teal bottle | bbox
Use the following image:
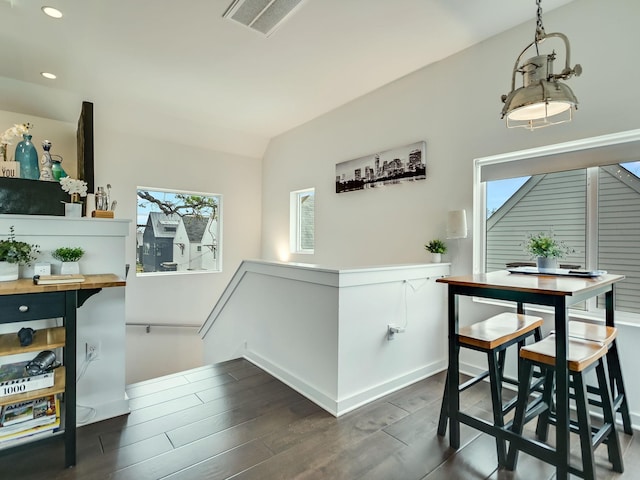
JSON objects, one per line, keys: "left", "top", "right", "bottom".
{"left": 51, "top": 160, "right": 68, "bottom": 181}
{"left": 15, "top": 134, "right": 40, "bottom": 180}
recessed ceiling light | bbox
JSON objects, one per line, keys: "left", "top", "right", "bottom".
{"left": 41, "top": 72, "right": 57, "bottom": 80}
{"left": 42, "top": 6, "right": 63, "bottom": 19}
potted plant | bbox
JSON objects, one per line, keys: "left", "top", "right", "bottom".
{"left": 523, "top": 231, "right": 573, "bottom": 272}
{"left": 425, "top": 239, "right": 447, "bottom": 263}
{"left": 0, "top": 226, "right": 39, "bottom": 281}
{"left": 52, "top": 247, "right": 85, "bottom": 275}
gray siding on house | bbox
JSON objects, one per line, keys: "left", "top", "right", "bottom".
{"left": 598, "top": 166, "right": 640, "bottom": 313}
{"left": 486, "top": 170, "right": 587, "bottom": 272}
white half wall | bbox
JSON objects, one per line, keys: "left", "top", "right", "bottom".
{"left": 201, "top": 260, "right": 450, "bottom": 416}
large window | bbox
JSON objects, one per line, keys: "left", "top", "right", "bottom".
{"left": 290, "top": 188, "right": 315, "bottom": 254}
{"left": 474, "top": 130, "right": 640, "bottom": 320}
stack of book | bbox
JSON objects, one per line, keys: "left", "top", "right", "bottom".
{"left": 0, "top": 395, "right": 60, "bottom": 446}
{"left": 0, "top": 360, "right": 55, "bottom": 398}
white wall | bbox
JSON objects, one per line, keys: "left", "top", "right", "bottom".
{"left": 261, "top": 0, "right": 640, "bottom": 272}
{"left": 95, "top": 123, "right": 263, "bottom": 383}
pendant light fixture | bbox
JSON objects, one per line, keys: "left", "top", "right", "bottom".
{"left": 500, "top": 0, "right": 582, "bottom": 130}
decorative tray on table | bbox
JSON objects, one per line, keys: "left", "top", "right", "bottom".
{"left": 507, "top": 266, "right": 608, "bottom": 277}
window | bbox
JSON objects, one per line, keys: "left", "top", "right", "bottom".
{"left": 137, "top": 187, "right": 222, "bottom": 275}
{"left": 290, "top": 188, "right": 315, "bottom": 254}
{"left": 474, "top": 130, "right": 640, "bottom": 321}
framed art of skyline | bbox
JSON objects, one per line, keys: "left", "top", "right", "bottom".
{"left": 335, "top": 141, "right": 426, "bottom": 193}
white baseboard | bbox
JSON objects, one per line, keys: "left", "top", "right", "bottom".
{"left": 244, "top": 350, "right": 447, "bottom": 417}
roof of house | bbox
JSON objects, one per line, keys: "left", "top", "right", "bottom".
{"left": 147, "top": 212, "right": 181, "bottom": 239}
{"left": 182, "top": 216, "right": 209, "bottom": 243}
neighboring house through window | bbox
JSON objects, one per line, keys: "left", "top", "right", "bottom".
{"left": 474, "top": 131, "right": 640, "bottom": 321}
{"left": 290, "top": 188, "right": 315, "bottom": 254}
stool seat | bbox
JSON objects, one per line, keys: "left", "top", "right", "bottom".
{"left": 520, "top": 334, "right": 608, "bottom": 372}
{"left": 550, "top": 321, "right": 617, "bottom": 346}
{"left": 458, "top": 312, "right": 544, "bottom": 350}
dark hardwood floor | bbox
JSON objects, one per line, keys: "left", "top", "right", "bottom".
{"left": 2, "top": 359, "right": 638, "bottom": 479}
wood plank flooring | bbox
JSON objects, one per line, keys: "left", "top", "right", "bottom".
{"left": 2, "top": 358, "right": 638, "bottom": 479}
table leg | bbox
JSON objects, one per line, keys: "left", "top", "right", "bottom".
{"left": 555, "top": 300, "right": 569, "bottom": 480}
{"left": 447, "top": 288, "right": 460, "bottom": 448}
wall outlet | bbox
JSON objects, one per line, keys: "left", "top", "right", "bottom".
{"left": 86, "top": 340, "right": 101, "bottom": 360}
{"left": 387, "top": 324, "right": 406, "bottom": 341}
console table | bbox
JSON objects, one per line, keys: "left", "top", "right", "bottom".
{"left": 0, "top": 274, "right": 125, "bottom": 467}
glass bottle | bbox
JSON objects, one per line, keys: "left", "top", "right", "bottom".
{"left": 51, "top": 159, "right": 68, "bottom": 181}
{"left": 15, "top": 134, "right": 39, "bottom": 180}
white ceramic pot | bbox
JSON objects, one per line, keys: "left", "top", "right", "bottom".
{"left": 64, "top": 203, "right": 82, "bottom": 217}
{"left": 0, "top": 261, "right": 19, "bottom": 281}
{"left": 60, "top": 261, "right": 80, "bottom": 275}
{"left": 431, "top": 252, "right": 442, "bottom": 263}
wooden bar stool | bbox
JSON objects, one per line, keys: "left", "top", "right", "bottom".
{"left": 506, "top": 334, "right": 624, "bottom": 480}
{"left": 437, "top": 312, "right": 543, "bottom": 465}
{"left": 567, "top": 321, "right": 633, "bottom": 435}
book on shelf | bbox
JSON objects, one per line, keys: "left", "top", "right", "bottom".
{"left": 33, "top": 274, "right": 86, "bottom": 285}
{"left": 0, "top": 395, "right": 57, "bottom": 434}
{"left": 0, "top": 361, "right": 55, "bottom": 398}
{"left": 0, "top": 397, "right": 60, "bottom": 446}
{"left": 1, "top": 395, "right": 57, "bottom": 427}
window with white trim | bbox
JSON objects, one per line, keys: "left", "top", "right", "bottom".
{"left": 474, "top": 131, "right": 640, "bottom": 320}
{"left": 290, "top": 188, "right": 315, "bottom": 254}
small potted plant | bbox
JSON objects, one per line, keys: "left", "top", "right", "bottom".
{"left": 0, "top": 226, "right": 39, "bottom": 281}
{"left": 52, "top": 247, "right": 85, "bottom": 275}
{"left": 523, "top": 231, "right": 573, "bottom": 272}
{"left": 425, "top": 239, "right": 447, "bottom": 263}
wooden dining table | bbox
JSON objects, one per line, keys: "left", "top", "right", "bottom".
{"left": 436, "top": 270, "right": 625, "bottom": 480}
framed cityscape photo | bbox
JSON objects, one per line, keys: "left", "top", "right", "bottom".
{"left": 335, "top": 141, "right": 426, "bottom": 193}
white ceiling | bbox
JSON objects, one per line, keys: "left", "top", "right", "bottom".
{"left": 0, "top": 0, "right": 574, "bottom": 157}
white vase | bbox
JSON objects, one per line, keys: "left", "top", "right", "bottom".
{"left": 0, "top": 261, "right": 19, "bottom": 281}
{"left": 60, "top": 261, "right": 80, "bottom": 275}
{"left": 431, "top": 252, "right": 442, "bottom": 263}
{"left": 64, "top": 203, "right": 82, "bottom": 217}
{"left": 536, "top": 256, "right": 558, "bottom": 273}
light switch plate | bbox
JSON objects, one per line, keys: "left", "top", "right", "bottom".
{"left": 34, "top": 263, "right": 51, "bottom": 276}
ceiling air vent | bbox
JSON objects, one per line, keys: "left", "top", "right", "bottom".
{"left": 223, "top": 0, "right": 307, "bottom": 36}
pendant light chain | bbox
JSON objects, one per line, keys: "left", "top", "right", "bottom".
{"left": 534, "top": 0, "right": 545, "bottom": 55}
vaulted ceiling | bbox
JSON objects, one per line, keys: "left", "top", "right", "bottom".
{"left": 0, "top": 0, "right": 574, "bottom": 157}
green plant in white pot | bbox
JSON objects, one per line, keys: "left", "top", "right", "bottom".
{"left": 0, "top": 226, "right": 39, "bottom": 281}
{"left": 52, "top": 247, "right": 85, "bottom": 275}
{"left": 523, "top": 231, "right": 573, "bottom": 272}
{"left": 425, "top": 239, "right": 447, "bottom": 263}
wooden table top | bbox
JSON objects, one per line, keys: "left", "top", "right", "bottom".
{"left": 0, "top": 274, "right": 125, "bottom": 296}
{"left": 436, "top": 270, "right": 625, "bottom": 297}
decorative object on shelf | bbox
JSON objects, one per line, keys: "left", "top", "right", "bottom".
{"left": 52, "top": 247, "right": 84, "bottom": 275}
{"left": 15, "top": 134, "right": 39, "bottom": 180}
{"left": 95, "top": 186, "right": 108, "bottom": 211}
{"left": 523, "top": 231, "right": 574, "bottom": 273}
{"left": 84, "top": 193, "right": 95, "bottom": 217}
{"left": 500, "top": 0, "right": 582, "bottom": 130}
{"left": 0, "top": 226, "right": 40, "bottom": 281}
{"left": 59, "top": 177, "right": 88, "bottom": 217}
{"left": 425, "top": 239, "right": 447, "bottom": 263}
{"left": 1, "top": 123, "right": 31, "bottom": 179}
{"left": 38, "top": 140, "right": 54, "bottom": 181}
{"left": 0, "top": 123, "right": 30, "bottom": 162}
{"left": 51, "top": 158, "right": 67, "bottom": 181}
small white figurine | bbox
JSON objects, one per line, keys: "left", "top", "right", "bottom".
{"left": 39, "top": 140, "right": 54, "bottom": 181}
